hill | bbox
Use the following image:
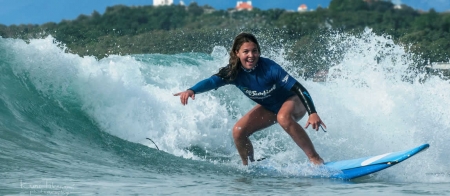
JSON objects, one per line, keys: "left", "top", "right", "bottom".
{"left": 1, "top": 0, "right": 449, "bottom": 76}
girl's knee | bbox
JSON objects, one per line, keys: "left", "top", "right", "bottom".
{"left": 277, "top": 114, "right": 293, "bottom": 127}
{"left": 232, "top": 125, "right": 250, "bottom": 140}
{"left": 232, "top": 125, "right": 243, "bottom": 139}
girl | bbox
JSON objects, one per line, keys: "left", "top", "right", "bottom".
{"left": 174, "top": 32, "right": 326, "bottom": 165}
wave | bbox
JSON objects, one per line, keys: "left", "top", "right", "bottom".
{"left": 1, "top": 32, "right": 449, "bottom": 183}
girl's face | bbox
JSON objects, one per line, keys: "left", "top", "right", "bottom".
{"left": 236, "top": 42, "right": 260, "bottom": 70}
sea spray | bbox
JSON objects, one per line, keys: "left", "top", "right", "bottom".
{"left": 1, "top": 31, "right": 449, "bottom": 183}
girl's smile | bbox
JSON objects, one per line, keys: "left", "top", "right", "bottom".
{"left": 236, "top": 42, "right": 260, "bottom": 70}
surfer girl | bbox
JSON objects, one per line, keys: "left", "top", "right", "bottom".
{"left": 174, "top": 32, "right": 326, "bottom": 166}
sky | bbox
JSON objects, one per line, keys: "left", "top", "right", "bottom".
{"left": 1, "top": 0, "right": 450, "bottom": 26}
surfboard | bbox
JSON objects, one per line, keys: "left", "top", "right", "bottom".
{"left": 250, "top": 143, "right": 429, "bottom": 180}
{"left": 324, "top": 143, "right": 430, "bottom": 180}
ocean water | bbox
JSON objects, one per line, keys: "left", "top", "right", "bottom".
{"left": 1, "top": 31, "right": 449, "bottom": 196}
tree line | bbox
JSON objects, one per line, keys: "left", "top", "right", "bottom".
{"left": 1, "top": 0, "right": 449, "bottom": 75}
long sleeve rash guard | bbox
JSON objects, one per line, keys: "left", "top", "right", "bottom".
{"left": 188, "top": 57, "right": 317, "bottom": 114}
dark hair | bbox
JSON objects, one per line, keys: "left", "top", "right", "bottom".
{"left": 216, "top": 32, "right": 261, "bottom": 81}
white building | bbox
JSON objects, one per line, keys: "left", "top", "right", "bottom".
{"left": 425, "top": 62, "right": 450, "bottom": 70}
{"left": 153, "top": 0, "right": 173, "bottom": 6}
{"left": 236, "top": 1, "right": 253, "bottom": 11}
{"left": 393, "top": 0, "right": 402, "bottom": 9}
{"left": 298, "top": 4, "right": 308, "bottom": 12}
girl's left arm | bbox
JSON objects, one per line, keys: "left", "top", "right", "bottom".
{"left": 290, "top": 82, "right": 326, "bottom": 131}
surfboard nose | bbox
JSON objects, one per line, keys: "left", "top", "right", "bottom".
{"left": 325, "top": 143, "right": 430, "bottom": 180}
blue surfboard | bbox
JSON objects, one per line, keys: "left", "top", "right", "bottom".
{"left": 324, "top": 143, "right": 430, "bottom": 180}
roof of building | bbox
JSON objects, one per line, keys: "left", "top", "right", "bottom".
{"left": 298, "top": 4, "right": 308, "bottom": 11}
{"left": 236, "top": 1, "right": 253, "bottom": 10}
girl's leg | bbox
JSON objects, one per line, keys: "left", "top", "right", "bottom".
{"left": 277, "top": 96, "right": 323, "bottom": 164}
{"left": 233, "top": 104, "right": 277, "bottom": 165}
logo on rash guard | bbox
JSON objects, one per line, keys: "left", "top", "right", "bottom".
{"left": 282, "top": 74, "right": 289, "bottom": 83}
{"left": 242, "top": 84, "right": 276, "bottom": 99}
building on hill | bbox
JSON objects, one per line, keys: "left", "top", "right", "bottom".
{"left": 153, "top": 0, "right": 173, "bottom": 6}
{"left": 365, "top": 0, "right": 404, "bottom": 10}
{"left": 425, "top": 62, "right": 450, "bottom": 77}
{"left": 298, "top": 4, "right": 308, "bottom": 12}
{"left": 425, "top": 62, "right": 450, "bottom": 70}
{"left": 394, "top": 4, "right": 402, "bottom": 9}
{"left": 236, "top": 1, "right": 253, "bottom": 11}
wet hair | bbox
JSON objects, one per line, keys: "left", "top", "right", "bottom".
{"left": 215, "top": 32, "right": 261, "bottom": 82}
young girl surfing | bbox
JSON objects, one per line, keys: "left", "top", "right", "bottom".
{"left": 174, "top": 32, "right": 326, "bottom": 165}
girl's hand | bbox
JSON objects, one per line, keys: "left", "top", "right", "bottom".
{"left": 305, "top": 113, "right": 326, "bottom": 131}
{"left": 173, "top": 90, "right": 195, "bottom": 105}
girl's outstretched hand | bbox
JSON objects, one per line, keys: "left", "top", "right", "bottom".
{"left": 173, "top": 90, "right": 195, "bottom": 105}
{"left": 305, "top": 113, "right": 326, "bottom": 131}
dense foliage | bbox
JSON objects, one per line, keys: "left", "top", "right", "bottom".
{"left": 1, "top": 0, "right": 449, "bottom": 74}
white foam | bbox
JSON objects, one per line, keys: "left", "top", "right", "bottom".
{"left": 5, "top": 33, "right": 450, "bottom": 182}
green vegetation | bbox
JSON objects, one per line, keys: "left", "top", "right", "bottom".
{"left": 1, "top": 0, "right": 449, "bottom": 75}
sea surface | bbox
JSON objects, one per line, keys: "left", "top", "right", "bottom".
{"left": 1, "top": 31, "right": 449, "bottom": 195}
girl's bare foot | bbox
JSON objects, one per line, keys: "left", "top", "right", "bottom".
{"left": 310, "top": 156, "right": 324, "bottom": 165}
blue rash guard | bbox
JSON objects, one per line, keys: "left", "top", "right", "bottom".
{"left": 189, "top": 57, "right": 300, "bottom": 114}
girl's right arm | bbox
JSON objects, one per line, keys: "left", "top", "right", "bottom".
{"left": 173, "top": 75, "right": 225, "bottom": 105}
